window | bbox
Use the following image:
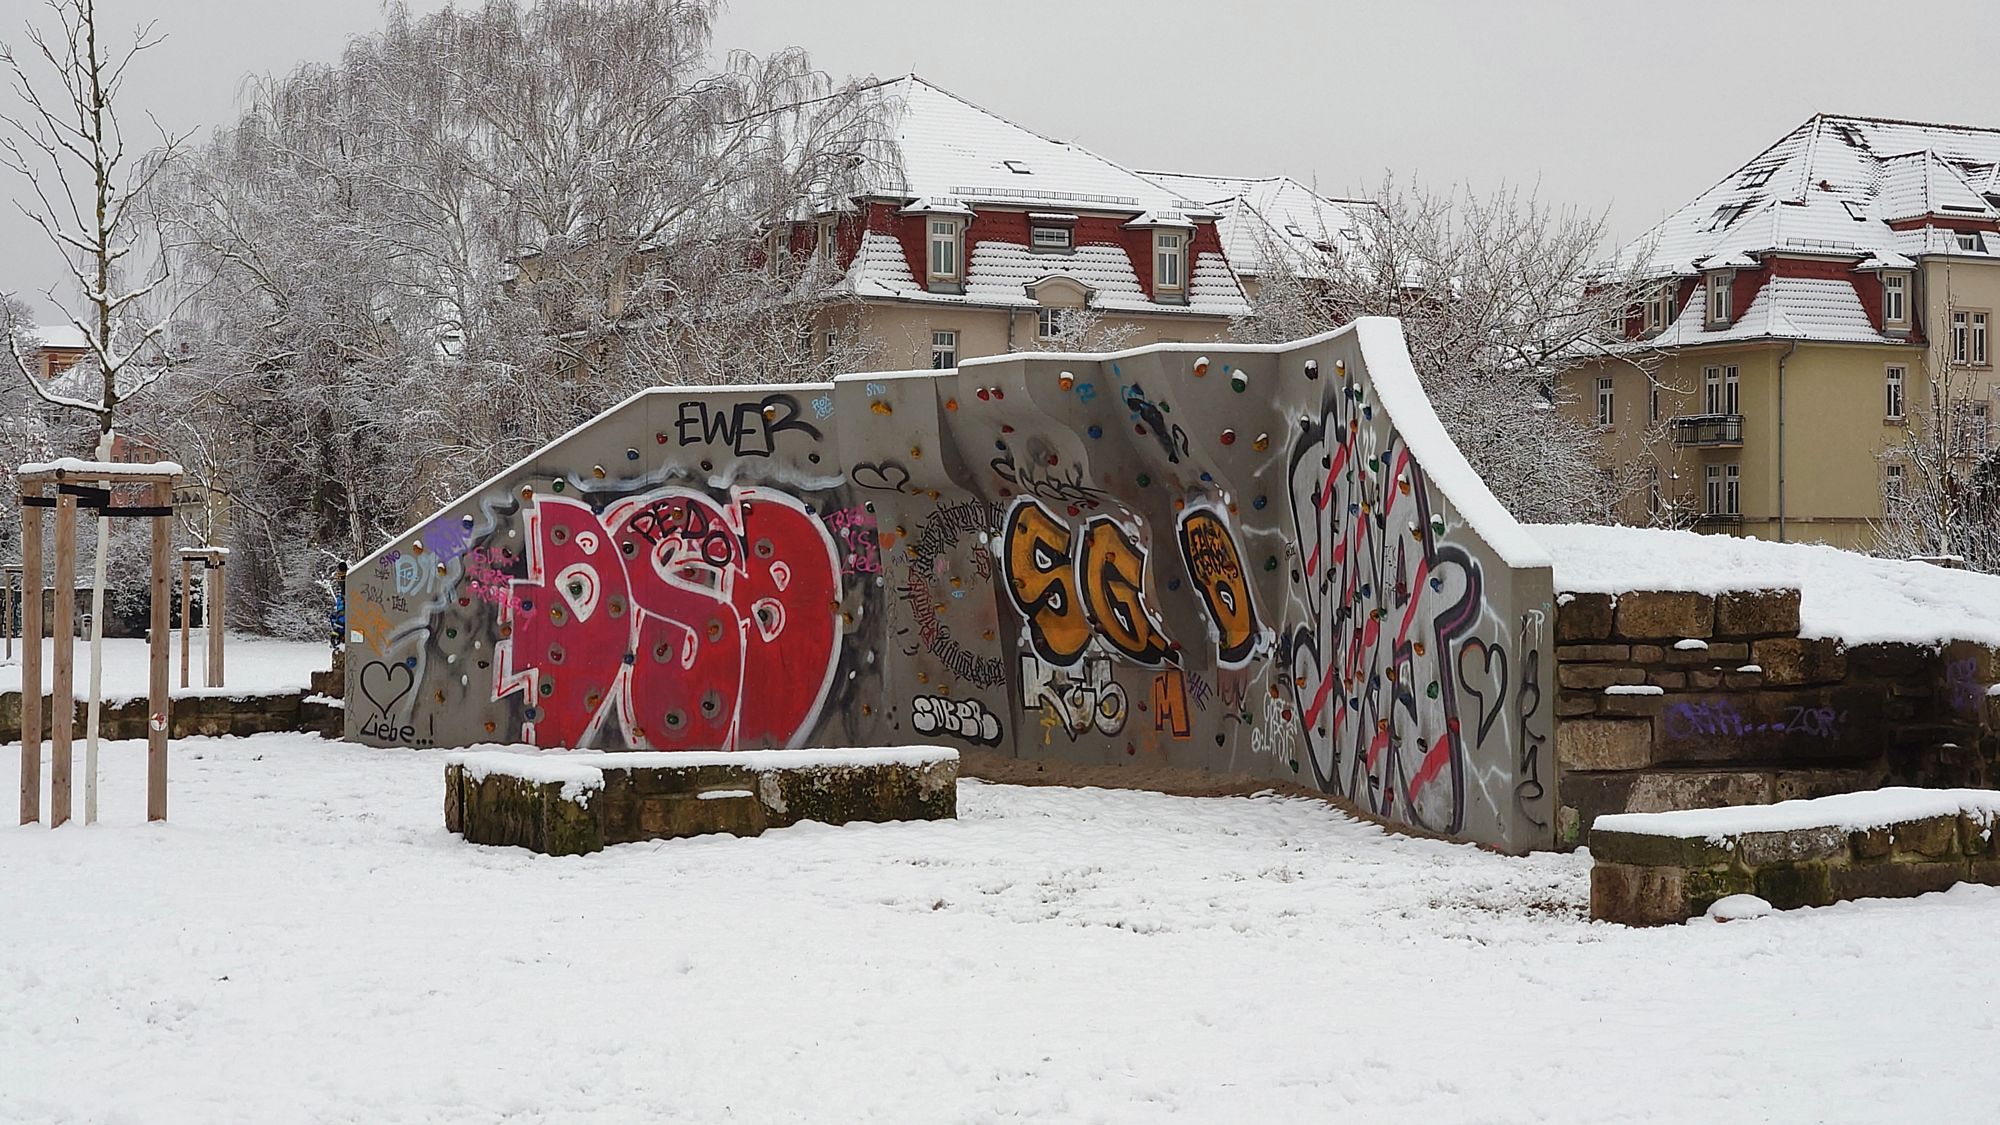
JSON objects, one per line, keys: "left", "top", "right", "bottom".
{"left": 1884, "top": 463, "right": 1905, "bottom": 504}
{"left": 930, "top": 330, "right": 957, "bottom": 370}
{"left": 1647, "top": 465, "right": 1662, "bottom": 517}
{"left": 1706, "top": 274, "right": 1733, "bottom": 325}
{"left": 1649, "top": 384, "right": 1661, "bottom": 422}
{"left": 1958, "top": 401, "right": 1993, "bottom": 453}
{"left": 1882, "top": 272, "right": 1907, "bottom": 324}
{"left": 1030, "top": 225, "right": 1072, "bottom": 251}
{"left": 1596, "top": 376, "right": 1615, "bottom": 426}
{"left": 1737, "top": 165, "right": 1776, "bottom": 189}
{"left": 1705, "top": 463, "right": 1741, "bottom": 516}
{"left": 1154, "top": 231, "right": 1184, "bottom": 292}
{"left": 1956, "top": 230, "right": 1981, "bottom": 252}
{"left": 824, "top": 329, "right": 837, "bottom": 359}
{"left": 1703, "top": 365, "right": 1739, "bottom": 415}
{"left": 1955, "top": 310, "right": 1990, "bottom": 365}
{"left": 816, "top": 219, "right": 837, "bottom": 264}
{"left": 1885, "top": 364, "right": 1905, "bottom": 419}
{"left": 1842, "top": 200, "right": 1868, "bottom": 221}
{"left": 928, "top": 219, "right": 960, "bottom": 281}
{"left": 1707, "top": 202, "right": 1752, "bottom": 230}
{"left": 1036, "top": 307, "right": 1071, "bottom": 340}
{"left": 1644, "top": 284, "right": 1676, "bottom": 333}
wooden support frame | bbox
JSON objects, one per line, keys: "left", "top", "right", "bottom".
{"left": 16, "top": 462, "right": 183, "bottom": 826}
{"left": 2, "top": 563, "right": 18, "bottom": 661}
{"left": 178, "top": 546, "right": 227, "bottom": 690}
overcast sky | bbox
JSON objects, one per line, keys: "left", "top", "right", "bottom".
{"left": 5, "top": 0, "right": 1997, "bottom": 321}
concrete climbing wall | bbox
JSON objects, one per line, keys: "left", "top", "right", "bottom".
{"left": 344, "top": 318, "right": 1559, "bottom": 851}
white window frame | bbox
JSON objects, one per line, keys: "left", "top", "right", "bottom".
{"left": 1963, "top": 401, "right": 1993, "bottom": 453}
{"left": 1884, "top": 364, "right": 1906, "bottom": 420}
{"left": 1036, "top": 307, "right": 1070, "bottom": 340}
{"left": 1030, "top": 225, "right": 1072, "bottom": 251}
{"left": 1644, "top": 284, "right": 1674, "bottom": 333}
{"left": 1649, "top": 383, "right": 1661, "bottom": 422}
{"left": 1882, "top": 272, "right": 1907, "bottom": 325}
{"left": 1975, "top": 312, "right": 1990, "bottom": 366}
{"left": 1154, "top": 231, "right": 1184, "bottom": 292}
{"left": 1956, "top": 230, "right": 1981, "bottom": 252}
{"left": 1596, "top": 376, "right": 1615, "bottom": 427}
{"left": 1884, "top": 462, "right": 1905, "bottom": 504}
{"left": 1705, "top": 463, "right": 1741, "bottom": 516}
{"left": 928, "top": 219, "right": 961, "bottom": 282}
{"left": 1702, "top": 365, "right": 1739, "bottom": 415}
{"left": 930, "top": 329, "right": 957, "bottom": 370}
{"left": 1953, "top": 310, "right": 1969, "bottom": 363}
{"left": 1706, "top": 272, "right": 1733, "bottom": 326}
{"left": 816, "top": 219, "right": 837, "bottom": 264}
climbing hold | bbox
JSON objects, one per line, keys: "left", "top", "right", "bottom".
{"left": 655, "top": 432, "right": 668, "bottom": 444}
{"left": 976, "top": 388, "right": 991, "bottom": 401}
{"left": 1253, "top": 432, "right": 1270, "bottom": 452}
{"left": 1304, "top": 359, "right": 1319, "bottom": 380}
{"left": 1193, "top": 356, "right": 1210, "bottom": 376}
{"left": 1263, "top": 556, "right": 1279, "bottom": 571}
{"left": 1252, "top": 495, "right": 1267, "bottom": 509}
{"left": 1220, "top": 429, "right": 1236, "bottom": 445}
{"left": 871, "top": 401, "right": 893, "bottom": 415}
{"left": 1231, "top": 371, "right": 1248, "bottom": 393}
{"left": 591, "top": 465, "right": 606, "bottom": 479}
{"left": 1137, "top": 472, "right": 1151, "bottom": 487}
{"left": 1087, "top": 424, "right": 1103, "bottom": 439}
{"left": 625, "top": 448, "right": 640, "bottom": 461}
{"left": 910, "top": 446, "right": 922, "bottom": 459}
{"left": 945, "top": 398, "right": 958, "bottom": 412}
{"left": 1059, "top": 370, "right": 1075, "bottom": 390}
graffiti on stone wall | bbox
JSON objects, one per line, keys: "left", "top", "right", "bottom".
{"left": 910, "top": 694, "right": 1002, "bottom": 746}
{"left": 494, "top": 485, "right": 842, "bottom": 749}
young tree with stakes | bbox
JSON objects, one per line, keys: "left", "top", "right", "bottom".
{"left": 2, "top": 0, "right": 188, "bottom": 823}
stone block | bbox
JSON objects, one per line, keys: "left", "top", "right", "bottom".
{"left": 1752, "top": 638, "right": 1847, "bottom": 687}
{"left": 1682, "top": 866, "right": 1758, "bottom": 915}
{"left": 1588, "top": 827, "right": 1734, "bottom": 869}
{"left": 638, "top": 790, "right": 768, "bottom": 838}
{"left": 1753, "top": 863, "right": 1836, "bottom": 910}
{"left": 1557, "top": 718, "right": 1653, "bottom": 771}
{"left": 1557, "top": 593, "right": 1615, "bottom": 643}
{"left": 1714, "top": 589, "right": 1801, "bottom": 638}
{"left": 1624, "top": 769, "right": 1771, "bottom": 813}
{"left": 1631, "top": 644, "right": 1667, "bottom": 664}
{"left": 1615, "top": 591, "right": 1714, "bottom": 641}
{"left": 1590, "top": 862, "right": 1689, "bottom": 926}
{"left": 1557, "top": 643, "right": 1631, "bottom": 663}
{"left": 1687, "top": 670, "right": 1722, "bottom": 690}
{"left": 1705, "top": 643, "right": 1750, "bottom": 662}
{"left": 1648, "top": 671, "right": 1687, "bottom": 690}
{"left": 1599, "top": 692, "right": 1667, "bottom": 719}
{"left": 1736, "top": 826, "right": 1847, "bottom": 866}
{"left": 1559, "top": 664, "right": 1645, "bottom": 690}
{"left": 1848, "top": 642, "right": 1935, "bottom": 679}
{"left": 1556, "top": 691, "right": 1600, "bottom": 718}
{"left": 1888, "top": 814, "right": 1961, "bottom": 860}
{"left": 1850, "top": 826, "right": 1892, "bottom": 860}
{"left": 1655, "top": 686, "right": 1884, "bottom": 767}
{"left": 1771, "top": 767, "right": 1885, "bottom": 803}
{"left": 1828, "top": 860, "right": 1965, "bottom": 902}
{"left": 1959, "top": 814, "right": 2000, "bottom": 858}
{"left": 1722, "top": 671, "right": 1765, "bottom": 690}
{"left": 1966, "top": 858, "right": 2000, "bottom": 887}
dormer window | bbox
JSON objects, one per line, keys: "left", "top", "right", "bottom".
{"left": 927, "top": 218, "right": 962, "bottom": 288}
{"left": 1154, "top": 231, "right": 1184, "bottom": 295}
{"left": 1644, "top": 283, "right": 1676, "bottom": 333}
{"left": 765, "top": 225, "right": 793, "bottom": 274}
{"left": 1031, "top": 225, "right": 1072, "bottom": 251}
{"left": 1956, "top": 230, "right": 1981, "bottom": 252}
{"left": 815, "top": 218, "right": 837, "bottom": 265}
{"left": 1706, "top": 272, "right": 1734, "bottom": 327}
{"left": 1882, "top": 271, "right": 1909, "bottom": 327}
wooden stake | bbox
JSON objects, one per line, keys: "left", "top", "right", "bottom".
{"left": 208, "top": 558, "right": 224, "bottom": 689}
{"left": 50, "top": 492, "right": 76, "bottom": 828}
{"left": 179, "top": 557, "right": 192, "bottom": 689}
{"left": 3, "top": 567, "right": 13, "bottom": 661}
{"left": 149, "top": 483, "right": 172, "bottom": 822}
{"left": 19, "top": 490, "right": 45, "bottom": 826}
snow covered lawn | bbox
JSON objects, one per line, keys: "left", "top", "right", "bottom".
{"left": 4, "top": 735, "right": 1999, "bottom": 1122}
{"left": 0, "top": 635, "right": 330, "bottom": 701}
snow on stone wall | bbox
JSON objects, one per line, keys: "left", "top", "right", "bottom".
{"left": 341, "top": 318, "right": 1558, "bottom": 851}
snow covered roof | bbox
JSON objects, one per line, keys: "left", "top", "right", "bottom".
{"left": 1617, "top": 114, "right": 2000, "bottom": 279}
{"left": 845, "top": 232, "right": 1248, "bottom": 317}
{"left": 1648, "top": 277, "right": 1901, "bottom": 347}
{"left": 864, "top": 76, "right": 1207, "bottom": 215}
{"left": 1141, "top": 171, "right": 1378, "bottom": 278}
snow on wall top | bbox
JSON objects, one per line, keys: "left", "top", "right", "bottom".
{"left": 1528, "top": 523, "right": 2000, "bottom": 648}
{"left": 1593, "top": 786, "right": 2000, "bottom": 840}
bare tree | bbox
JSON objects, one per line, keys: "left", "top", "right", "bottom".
{"left": 1022, "top": 304, "right": 1141, "bottom": 354}
{"left": 1233, "top": 176, "right": 1663, "bottom": 523}
{"left": 149, "top": 0, "right": 891, "bottom": 635}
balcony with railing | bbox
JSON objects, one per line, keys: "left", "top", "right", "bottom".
{"left": 1672, "top": 414, "right": 1744, "bottom": 447}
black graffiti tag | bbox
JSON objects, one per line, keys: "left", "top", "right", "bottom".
{"left": 674, "top": 393, "right": 821, "bottom": 457}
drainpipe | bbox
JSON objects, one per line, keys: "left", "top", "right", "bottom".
{"left": 1776, "top": 340, "right": 1796, "bottom": 541}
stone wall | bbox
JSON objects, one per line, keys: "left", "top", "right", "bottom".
{"left": 344, "top": 320, "right": 1561, "bottom": 852}
{"left": 1589, "top": 791, "right": 2000, "bottom": 924}
{"left": 0, "top": 689, "right": 341, "bottom": 743}
{"left": 1556, "top": 589, "right": 2000, "bottom": 847}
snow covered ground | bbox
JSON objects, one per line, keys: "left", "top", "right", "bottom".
{"left": 1530, "top": 523, "right": 2000, "bottom": 647}
{"left": 4, "top": 735, "right": 1999, "bottom": 1122}
{"left": 0, "top": 636, "right": 330, "bottom": 701}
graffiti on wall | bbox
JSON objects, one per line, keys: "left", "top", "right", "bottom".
{"left": 495, "top": 485, "right": 842, "bottom": 749}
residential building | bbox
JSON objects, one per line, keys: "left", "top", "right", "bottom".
{"left": 1565, "top": 114, "right": 2000, "bottom": 549}
{"left": 776, "top": 77, "right": 1373, "bottom": 369}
